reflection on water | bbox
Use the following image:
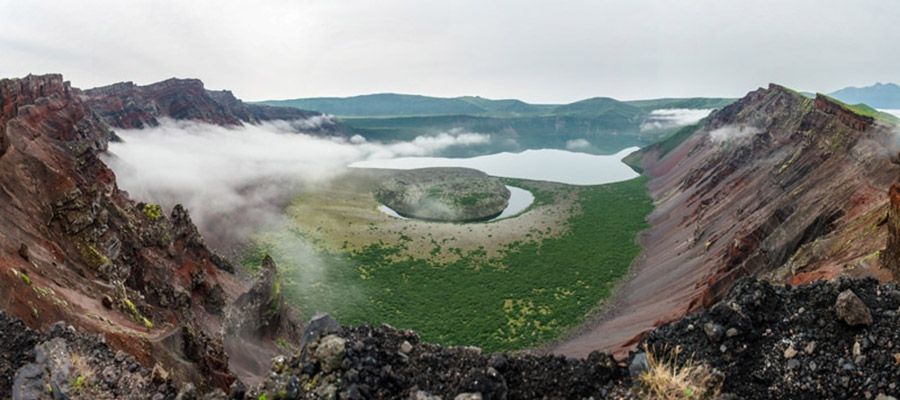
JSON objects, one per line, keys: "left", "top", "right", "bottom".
{"left": 350, "top": 147, "right": 639, "bottom": 185}
{"left": 377, "top": 185, "right": 534, "bottom": 222}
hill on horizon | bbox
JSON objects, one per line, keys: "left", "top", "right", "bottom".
{"left": 829, "top": 82, "right": 900, "bottom": 109}
{"left": 257, "top": 92, "right": 734, "bottom": 118}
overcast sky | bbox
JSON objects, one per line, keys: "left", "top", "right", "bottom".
{"left": 1, "top": 0, "right": 898, "bottom": 103}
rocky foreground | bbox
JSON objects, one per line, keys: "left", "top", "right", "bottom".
{"left": 5, "top": 277, "right": 899, "bottom": 399}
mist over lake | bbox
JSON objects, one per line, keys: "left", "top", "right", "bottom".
{"left": 350, "top": 147, "right": 640, "bottom": 185}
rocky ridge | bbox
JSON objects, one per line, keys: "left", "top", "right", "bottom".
{"left": 0, "top": 74, "right": 301, "bottom": 394}
{"left": 240, "top": 277, "right": 899, "bottom": 399}
{"left": 549, "top": 83, "right": 900, "bottom": 359}
{"left": 4, "top": 275, "right": 900, "bottom": 399}
{"left": 883, "top": 178, "right": 900, "bottom": 276}
{"left": 3, "top": 73, "right": 900, "bottom": 398}
{"left": 81, "top": 78, "right": 342, "bottom": 134}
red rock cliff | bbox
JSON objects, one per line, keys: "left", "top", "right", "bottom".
{"left": 0, "top": 74, "right": 300, "bottom": 389}
{"left": 884, "top": 181, "right": 900, "bottom": 274}
{"left": 549, "top": 83, "right": 899, "bottom": 359}
{"left": 82, "top": 77, "right": 342, "bottom": 134}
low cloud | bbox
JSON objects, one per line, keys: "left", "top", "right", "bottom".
{"left": 102, "top": 118, "right": 491, "bottom": 252}
{"left": 708, "top": 124, "right": 762, "bottom": 144}
{"left": 565, "top": 138, "right": 591, "bottom": 150}
{"left": 640, "top": 108, "right": 713, "bottom": 131}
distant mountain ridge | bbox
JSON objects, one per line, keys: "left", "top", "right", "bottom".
{"left": 258, "top": 93, "right": 734, "bottom": 118}
{"left": 83, "top": 78, "right": 343, "bottom": 134}
{"left": 829, "top": 82, "right": 900, "bottom": 109}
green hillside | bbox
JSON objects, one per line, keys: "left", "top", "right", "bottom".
{"left": 625, "top": 97, "right": 735, "bottom": 111}
{"left": 829, "top": 82, "right": 900, "bottom": 109}
{"left": 259, "top": 93, "right": 485, "bottom": 117}
{"left": 259, "top": 93, "right": 732, "bottom": 155}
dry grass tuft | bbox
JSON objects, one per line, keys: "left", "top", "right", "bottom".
{"left": 636, "top": 345, "right": 721, "bottom": 400}
{"left": 70, "top": 353, "right": 94, "bottom": 391}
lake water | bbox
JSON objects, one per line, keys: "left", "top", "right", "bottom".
{"left": 377, "top": 185, "right": 535, "bottom": 222}
{"left": 880, "top": 109, "right": 900, "bottom": 119}
{"left": 350, "top": 147, "right": 640, "bottom": 185}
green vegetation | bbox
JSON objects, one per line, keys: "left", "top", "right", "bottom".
{"left": 343, "top": 113, "right": 648, "bottom": 155}
{"left": 656, "top": 123, "right": 703, "bottom": 157}
{"left": 249, "top": 177, "right": 652, "bottom": 352}
{"left": 258, "top": 93, "right": 486, "bottom": 117}
{"left": 257, "top": 93, "right": 732, "bottom": 156}
{"left": 552, "top": 97, "right": 643, "bottom": 118}
{"left": 122, "top": 297, "right": 153, "bottom": 330}
{"left": 822, "top": 95, "right": 900, "bottom": 124}
{"left": 625, "top": 97, "right": 735, "bottom": 112}
{"left": 18, "top": 270, "right": 31, "bottom": 285}
{"left": 77, "top": 242, "right": 111, "bottom": 269}
{"left": 622, "top": 123, "right": 702, "bottom": 172}
{"left": 376, "top": 168, "right": 511, "bottom": 222}
{"left": 142, "top": 203, "right": 163, "bottom": 221}
{"left": 71, "top": 375, "right": 86, "bottom": 391}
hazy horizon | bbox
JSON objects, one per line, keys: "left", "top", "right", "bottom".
{"left": 2, "top": 0, "right": 900, "bottom": 103}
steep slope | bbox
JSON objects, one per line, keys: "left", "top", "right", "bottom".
{"left": 0, "top": 74, "right": 299, "bottom": 392}
{"left": 248, "top": 276, "right": 900, "bottom": 399}
{"left": 830, "top": 82, "right": 900, "bottom": 109}
{"left": 883, "top": 178, "right": 900, "bottom": 275}
{"left": 548, "top": 84, "right": 899, "bottom": 359}
{"left": 82, "top": 78, "right": 342, "bottom": 133}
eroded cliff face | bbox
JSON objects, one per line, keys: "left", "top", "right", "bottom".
{"left": 0, "top": 74, "right": 299, "bottom": 391}
{"left": 550, "top": 84, "right": 899, "bottom": 359}
{"left": 883, "top": 181, "right": 900, "bottom": 274}
{"left": 81, "top": 78, "right": 341, "bottom": 133}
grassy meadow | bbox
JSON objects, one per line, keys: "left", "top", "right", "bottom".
{"left": 245, "top": 172, "right": 652, "bottom": 352}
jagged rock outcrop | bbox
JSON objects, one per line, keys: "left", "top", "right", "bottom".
{"left": 224, "top": 255, "right": 302, "bottom": 385}
{"left": 228, "top": 255, "right": 299, "bottom": 340}
{"left": 81, "top": 78, "right": 342, "bottom": 134}
{"left": 0, "top": 74, "right": 247, "bottom": 390}
{"left": 550, "top": 83, "right": 900, "bottom": 359}
{"left": 883, "top": 180, "right": 900, "bottom": 275}
{"left": 3, "top": 314, "right": 181, "bottom": 399}
{"left": 254, "top": 323, "right": 627, "bottom": 399}
{"left": 645, "top": 278, "right": 900, "bottom": 399}
{"left": 5, "top": 273, "right": 899, "bottom": 399}
{"left": 248, "top": 277, "right": 899, "bottom": 399}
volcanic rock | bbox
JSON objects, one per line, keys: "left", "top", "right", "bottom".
{"left": 81, "top": 78, "right": 342, "bottom": 134}
{"left": 883, "top": 180, "right": 900, "bottom": 275}
{"left": 645, "top": 278, "right": 900, "bottom": 398}
{"left": 550, "top": 83, "right": 900, "bottom": 359}
{"left": 835, "top": 289, "right": 874, "bottom": 326}
{"left": 0, "top": 73, "right": 261, "bottom": 392}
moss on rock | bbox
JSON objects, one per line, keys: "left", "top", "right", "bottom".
{"left": 375, "top": 167, "right": 511, "bottom": 222}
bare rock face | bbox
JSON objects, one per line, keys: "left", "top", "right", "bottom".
{"left": 223, "top": 255, "right": 302, "bottom": 384}
{"left": 376, "top": 168, "right": 511, "bottom": 222}
{"left": 228, "top": 255, "right": 300, "bottom": 341}
{"left": 834, "top": 289, "right": 873, "bottom": 326}
{"left": 0, "top": 74, "right": 241, "bottom": 390}
{"left": 0, "top": 125, "right": 8, "bottom": 157}
{"left": 551, "top": 83, "right": 900, "bottom": 359}
{"left": 883, "top": 181, "right": 900, "bottom": 276}
{"left": 81, "top": 78, "right": 342, "bottom": 134}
